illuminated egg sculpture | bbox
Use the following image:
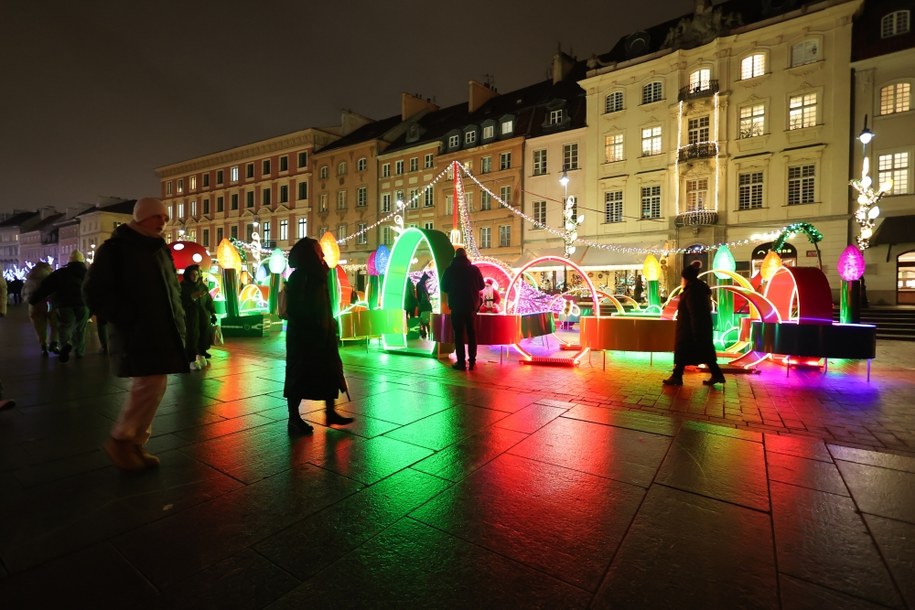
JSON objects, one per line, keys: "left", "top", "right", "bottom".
{"left": 759, "top": 250, "right": 783, "bottom": 282}
{"left": 837, "top": 245, "right": 866, "bottom": 282}
{"left": 375, "top": 244, "right": 391, "bottom": 276}
{"left": 712, "top": 245, "right": 737, "bottom": 279}
{"left": 169, "top": 241, "right": 212, "bottom": 272}
{"left": 216, "top": 238, "right": 242, "bottom": 271}
{"left": 642, "top": 254, "right": 662, "bottom": 310}
{"left": 268, "top": 248, "right": 286, "bottom": 274}
{"left": 838, "top": 245, "right": 866, "bottom": 324}
{"left": 216, "top": 238, "right": 243, "bottom": 318}
{"left": 366, "top": 251, "right": 378, "bottom": 277}
{"left": 319, "top": 231, "right": 340, "bottom": 268}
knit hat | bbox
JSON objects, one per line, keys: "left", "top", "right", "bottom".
{"left": 681, "top": 263, "right": 700, "bottom": 281}
{"left": 69, "top": 250, "right": 85, "bottom": 263}
{"left": 133, "top": 197, "right": 169, "bottom": 223}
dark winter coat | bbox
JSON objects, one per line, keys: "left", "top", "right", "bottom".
{"left": 440, "top": 256, "right": 484, "bottom": 314}
{"left": 283, "top": 258, "right": 346, "bottom": 401}
{"left": 415, "top": 275, "right": 432, "bottom": 314}
{"left": 83, "top": 224, "right": 187, "bottom": 377}
{"left": 28, "top": 261, "right": 87, "bottom": 308}
{"left": 673, "top": 278, "right": 717, "bottom": 366}
{"left": 181, "top": 277, "right": 207, "bottom": 360}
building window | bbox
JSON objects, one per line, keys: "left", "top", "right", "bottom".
{"left": 262, "top": 188, "right": 271, "bottom": 206}
{"left": 562, "top": 144, "right": 579, "bottom": 170}
{"left": 190, "top": 200, "right": 197, "bottom": 217}
{"left": 423, "top": 222, "right": 433, "bottom": 231}
{"left": 297, "top": 182, "right": 308, "bottom": 200}
{"left": 381, "top": 193, "right": 391, "bottom": 213}
{"left": 202, "top": 229, "right": 210, "bottom": 247}
{"left": 878, "top": 152, "right": 909, "bottom": 194}
{"left": 788, "top": 93, "right": 817, "bottom": 129}
{"left": 216, "top": 169, "right": 224, "bottom": 184}
{"left": 685, "top": 178, "right": 709, "bottom": 211}
{"left": 791, "top": 39, "right": 820, "bottom": 67}
{"left": 279, "top": 185, "right": 289, "bottom": 204}
{"left": 246, "top": 190, "right": 255, "bottom": 208}
{"left": 298, "top": 152, "right": 308, "bottom": 168}
{"left": 481, "top": 191, "right": 492, "bottom": 211}
{"left": 409, "top": 157, "right": 418, "bottom": 172}
{"left": 603, "top": 134, "right": 624, "bottom": 163}
{"left": 280, "top": 156, "right": 288, "bottom": 172}
{"left": 177, "top": 178, "right": 184, "bottom": 194}
{"left": 533, "top": 149, "right": 547, "bottom": 175}
{"left": 880, "top": 83, "right": 911, "bottom": 115}
{"left": 336, "top": 224, "right": 347, "bottom": 241}
{"left": 319, "top": 193, "right": 328, "bottom": 212}
{"left": 337, "top": 161, "right": 347, "bottom": 176}
{"left": 353, "top": 157, "right": 365, "bottom": 172}
{"left": 424, "top": 153, "right": 434, "bottom": 169}
{"left": 640, "top": 185, "right": 661, "bottom": 219}
{"left": 548, "top": 109, "right": 563, "bottom": 125}
{"left": 177, "top": 202, "right": 185, "bottom": 218}
{"left": 231, "top": 194, "right": 239, "bottom": 210}
{"left": 465, "top": 131, "right": 477, "bottom": 145}
{"left": 604, "top": 191, "right": 623, "bottom": 223}
{"left": 424, "top": 189, "right": 434, "bottom": 208}
{"left": 480, "top": 227, "right": 492, "bottom": 248}
{"left": 294, "top": 218, "right": 305, "bottom": 239}
{"left": 189, "top": 176, "right": 197, "bottom": 191}
{"left": 356, "top": 223, "right": 367, "bottom": 245}
{"left": 499, "top": 152, "right": 512, "bottom": 170}
{"left": 689, "top": 68, "right": 712, "bottom": 92}
{"left": 483, "top": 125, "right": 495, "bottom": 139}
{"left": 202, "top": 174, "right": 209, "bottom": 188}
{"left": 203, "top": 198, "right": 210, "bottom": 215}
{"left": 280, "top": 220, "right": 289, "bottom": 240}
{"left": 481, "top": 156, "right": 492, "bottom": 174}
{"left": 642, "top": 81, "right": 663, "bottom": 104}
{"left": 463, "top": 191, "right": 472, "bottom": 212}
{"left": 263, "top": 159, "right": 271, "bottom": 176}
{"left": 641, "top": 126, "right": 662, "bottom": 156}
{"left": 499, "top": 225, "right": 511, "bottom": 247}
{"left": 738, "top": 172, "right": 764, "bottom": 210}
{"left": 688, "top": 116, "right": 710, "bottom": 144}
{"left": 166, "top": 182, "right": 173, "bottom": 196}
{"left": 604, "top": 91, "right": 624, "bottom": 113}
{"left": 231, "top": 225, "right": 238, "bottom": 239}
{"left": 882, "top": 10, "right": 910, "bottom": 38}
{"left": 246, "top": 163, "right": 255, "bottom": 179}
{"left": 532, "top": 201, "right": 546, "bottom": 228}
{"left": 787, "top": 164, "right": 816, "bottom": 205}
{"left": 262, "top": 222, "right": 271, "bottom": 243}
{"left": 445, "top": 195, "right": 454, "bottom": 216}
{"left": 217, "top": 196, "right": 224, "bottom": 212}
{"left": 448, "top": 134, "right": 460, "bottom": 148}
{"left": 393, "top": 160, "right": 403, "bottom": 175}
{"left": 337, "top": 190, "right": 347, "bottom": 210}
{"left": 740, "top": 54, "right": 766, "bottom": 79}
{"left": 382, "top": 163, "right": 390, "bottom": 178}
{"left": 230, "top": 166, "right": 239, "bottom": 182}
{"left": 357, "top": 186, "right": 367, "bottom": 207}
{"left": 499, "top": 186, "right": 511, "bottom": 206}
{"left": 739, "top": 104, "right": 765, "bottom": 138}
{"left": 319, "top": 165, "right": 328, "bottom": 179}
{"left": 501, "top": 119, "right": 513, "bottom": 135}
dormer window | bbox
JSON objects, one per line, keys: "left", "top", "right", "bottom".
{"left": 548, "top": 109, "right": 563, "bottom": 125}
{"left": 465, "top": 130, "right": 477, "bottom": 145}
{"left": 882, "top": 10, "right": 910, "bottom": 38}
{"left": 482, "top": 124, "right": 495, "bottom": 139}
{"left": 501, "top": 118, "right": 514, "bottom": 135}
{"left": 740, "top": 54, "right": 766, "bottom": 79}
{"left": 448, "top": 134, "right": 460, "bottom": 148}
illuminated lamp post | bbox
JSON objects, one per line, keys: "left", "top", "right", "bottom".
{"left": 837, "top": 245, "right": 866, "bottom": 324}
{"left": 267, "top": 248, "right": 286, "bottom": 315}
{"left": 216, "top": 238, "right": 242, "bottom": 318}
{"left": 851, "top": 115, "right": 892, "bottom": 251}
{"left": 712, "top": 245, "right": 737, "bottom": 340}
{"left": 319, "top": 231, "right": 341, "bottom": 316}
{"left": 642, "top": 254, "right": 662, "bottom": 309}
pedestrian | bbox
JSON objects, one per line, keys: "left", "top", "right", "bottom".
{"left": 199, "top": 280, "right": 216, "bottom": 360}
{"left": 440, "top": 247, "right": 485, "bottom": 370}
{"left": 180, "top": 264, "right": 208, "bottom": 370}
{"left": 283, "top": 237, "right": 353, "bottom": 434}
{"left": 663, "top": 263, "right": 726, "bottom": 386}
{"left": 83, "top": 197, "right": 187, "bottom": 472}
{"left": 416, "top": 272, "right": 432, "bottom": 339}
{"left": 8, "top": 276, "right": 24, "bottom": 305}
{"left": 28, "top": 250, "right": 89, "bottom": 362}
{"left": 22, "top": 262, "right": 60, "bottom": 356}
{"left": 0, "top": 265, "right": 17, "bottom": 410}
{"left": 404, "top": 278, "right": 418, "bottom": 320}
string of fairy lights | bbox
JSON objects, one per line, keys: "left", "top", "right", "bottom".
{"left": 334, "top": 160, "right": 804, "bottom": 257}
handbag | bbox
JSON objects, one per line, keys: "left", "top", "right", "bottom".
{"left": 212, "top": 324, "right": 224, "bottom": 345}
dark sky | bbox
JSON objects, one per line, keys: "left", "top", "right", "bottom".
{"left": 1, "top": 0, "right": 692, "bottom": 214}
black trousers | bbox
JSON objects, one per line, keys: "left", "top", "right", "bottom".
{"left": 450, "top": 310, "right": 477, "bottom": 364}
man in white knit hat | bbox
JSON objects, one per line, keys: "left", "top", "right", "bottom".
{"left": 84, "top": 197, "right": 187, "bottom": 471}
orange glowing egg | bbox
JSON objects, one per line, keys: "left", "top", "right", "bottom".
{"left": 759, "top": 250, "right": 783, "bottom": 282}
{"left": 216, "top": 239, "right": 242, "bottom": 270}
{"left": 319, "top": 231, "right": 340, "bottom": 268}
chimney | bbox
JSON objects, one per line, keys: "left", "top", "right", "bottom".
{"left": 468, "top": 80, "right": 498, "bottom": 112}
{"left": 695, "top": 0, "right": 712, "bottom": 14}
{"left": 339, "top": 109, "right": 374, "bottom": 136}
{"left": 551, "top": 52, "right": 577, "bottom": 84}
{"left": 401, "top": 92, "right": 438, "bottom": 121}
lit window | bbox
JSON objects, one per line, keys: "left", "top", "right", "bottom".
{"left": 482, "top": 125, "right": 495, "bottom": 139}
{"left": 738, "top": 172, "right": 764, "bottom": 210}
{"left": 685, "top": 178, "right": 709, "bottom": 211}
{"left": 789, "top": 93, "right": 817, "bottom": 129}
{"left": 319, "top": 193, "right": 328, "bottom": 212}
{"left": 604, "top": 91, "right": 623, "bottom": 113}
{"left": 688, "top": 116, "right": 710, "bottom": 144}
{"left": 279, "top": 220, "right": 288, "bottom": 240}
{"left": 642, "top": 81, "right": 663, "bottom": 104}
{"left": 880, "top": 83, "right": 911, "bottom": 114}
{"left": 791, "top": 39, "right": 820, "bottom": 67}
{"left": 604, "top": 134, "right": 624, "bottom": 163}
{"left": 787, "top": 164, "right": 816, "bottom": 205}
{"left": 604, "top": 191, "right": 623, "bottom": 223}
{"left": 533, "top": 150, "right": 547, "bottom": 175}
{"left": 297, "top": 218, "right": 307, "bottom": 239}
{"left": 878, "top": 152, "right": 909, "bottom": 195}
{"left": 189, "top": 176, "right": 197, "bottom": 190}
{"left": 481, "top": 156, "right": 492, "bottom": 174}
{"left": 357, "top": 223, "right": 367, "bottom": 245}
{"left": 689, "top": 69, "right": 712, "bottom": 92}
{"left": 641, "top": 126, "right": 662, "bottom": 156}
{"left": 739, "top": 104, "right": 765, "bottom": 138}
{"left": 177, "top": 178, "right": 184, "bottom": 194}
{"left": 882, "top": 10, "right": 910, "bottom": 38}
{"left": 640, "top": 185, "right": 661, "bottom": 219}
{"left": 230, "top": 166, "right": 239, "bottom": 182}
{"left": 501, "top": 119, "right": 513, "bottom": 134}
{"left": 532, "top": 201, "right": 546, "bottom": 228}
{"left": 262, "top": 222, "right": 271, "bottom": 242}
{"left": 741, "top": 54, "right": 766, "bottom": 80}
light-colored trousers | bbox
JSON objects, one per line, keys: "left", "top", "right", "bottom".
{"left": 112, "top": 375, "right": 168, "bottom": 445}
{"left": 28, "top": 302, "right": 59, "bottom": 347}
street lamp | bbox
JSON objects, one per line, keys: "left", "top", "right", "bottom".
{"left": 559, "top": 170, "right": 583, "bottom": 260}
{"left": 851, "top": 114, "right": 892, "bottom": 250}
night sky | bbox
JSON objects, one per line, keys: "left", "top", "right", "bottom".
{"left": 1, "top": 0, "right": 692, "bottom": 214}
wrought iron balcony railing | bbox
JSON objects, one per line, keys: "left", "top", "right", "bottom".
{"left": 675, "top": 210, "right": 719, "bottom": 227}
{"left": 678, "top": 142, "right": 718, "bottom": 162}
{"left": 678, "top": 80, "right": 719, "bottom": 101}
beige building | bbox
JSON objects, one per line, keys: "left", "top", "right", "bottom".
{"left": 581, "top": 0, "right": 863, "bottom": 295}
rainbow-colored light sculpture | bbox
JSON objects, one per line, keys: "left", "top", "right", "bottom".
{"left": 837, "top": 245, "right": 866, "bottom": 324}
{"left": 643, "top": 254, "right": 662, "bottom": 312}
{"left": 712, "top": 245, "right": 737, "bottom": 345}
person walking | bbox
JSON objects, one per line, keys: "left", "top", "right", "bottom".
{"left": 84, "top": 197, "right": 187, "bottom": 472}
{"left": 440, "top": 247, "right": 485, "bottom": 370}
{"left": 28, "top": 250, "right": 89, "bottom": 362}
{"left": 180, "top": 264, "right": 208, "bottom": 370}
{"left": 663, "top": 263, "right": 726, "bottom": 387}
{"left": 22, "top": 262, "right": 60, "bottom": 356}
{"left": 283, "top": 237, "right": 353, "bottom": 434}
{"left": 416, "top": 272, "right": 432, "bottom": 339}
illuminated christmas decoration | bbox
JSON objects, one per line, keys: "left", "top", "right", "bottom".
{"left": 712, "top": 245, "right": 736, "bottom": 279}
{"left": 850, "top": 117, "right": 891, "bottom": 250}
{"left": 838, "top": 244, "right": 866, "bottom": 324}
{"left": 642, "top": 254, "right": 662, "bottom": 310}
{"left": 563, "top": 196, "right": 583, "bottom": 258}
{"left": 169, "top": 241, "right": 212, "bottom": 272}
{"left": 216, "top": 238, "right": 242, "bottom": 317}
{"left": 837, "top": 245, "right": 866, "bottom": 282}
{"left": 366, "top": 251, "right": 378, "bottom": 276}
{"left": 319, "top": 231, "right": 340, "bottom": 268}
{"left": 759, "top": 250, "right": 783, "bottom": 282}
{"left": 268, "top": 248, "right": 286, "bottom": 274}
{"left": 773, "top": 222, "right": 823, "bottom": 269}
{"left": 216, "top": 239, "right": 242, "bottom": 270}
{"left": 375, "top": 245, "right": 391, "bottom": 276}
{"left": 267, "top": 248, "right": 286, "bottom": 314}
{"left": 711, "top": 245, "right": 737, "bottom": 347}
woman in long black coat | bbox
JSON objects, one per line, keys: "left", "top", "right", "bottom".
{"left": 663, "top": 264, "right": 726, "bottom": 386}
{"left": 283, "top": 237, "right": 353, "bottom": 434}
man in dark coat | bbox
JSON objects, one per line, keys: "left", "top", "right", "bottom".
{"left": 283, "top": 237, "right": 353, "bottom": 433}
{"left": 440, "top": 247, "right": 485, "bottom": 370}
{"left": 663, "top": 263, "right": 726, "bottom": 386}
{"left": 84, "top": 197, "right": 187, "bottom": 471}
{"left": 28, "top": 250, "right": 89, "bottom": 362}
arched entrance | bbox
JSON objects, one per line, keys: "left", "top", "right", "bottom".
{"left": 897, "top": 250, "right": 915, "bottom": 305}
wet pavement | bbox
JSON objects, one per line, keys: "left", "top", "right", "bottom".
{"left": 1, "top": 302, "right": 914, "bottom": 608}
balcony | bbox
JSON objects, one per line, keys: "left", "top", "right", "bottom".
{"left": 675, "top": 210, "right": 718, "bottom": 227}
{"left": 678, "top": 142, "right": 718, "bottom": 162}
{"left": 678, "top": 80, "right": 719, "bottom": 101}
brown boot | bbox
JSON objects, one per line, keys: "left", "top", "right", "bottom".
{"left": 134, "top": 445, "right": 161, "bottom": 467}
{"left": 104, "top": 438, "right": 147, "bottom": 471}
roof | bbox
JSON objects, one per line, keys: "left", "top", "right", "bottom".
{"left": 314, "top": 114, "right": 403, "bottom": 154}
{"left": 0, "top": 211, "right": 41, "bottom": 229}
{"left": 852, "top": 0, "right": 915, "bottom": 62}
{"left": 76, "top": 199, "right": 136, "bottom": 217}
{"left": 21, "top": 213, "right": 65, "bottom": 233}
